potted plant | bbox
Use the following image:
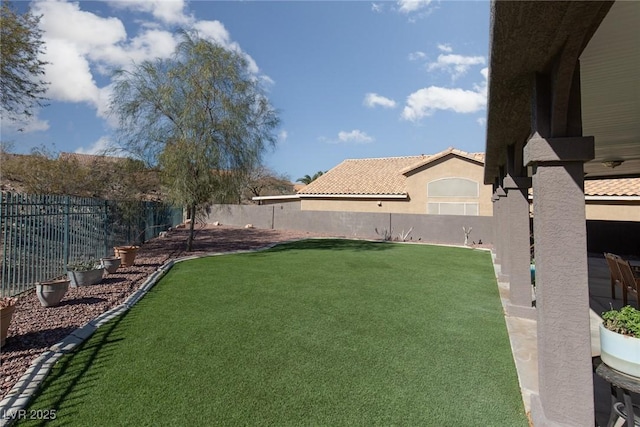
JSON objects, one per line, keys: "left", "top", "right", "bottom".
{"left": 113, "top": 245, "right": 139, "bottom": 267}
{"left": 35, "top": 278, "right": 70, "bottom": 307}
{"left": 67, "top": 259, "right": 104, "bottom": 287}
{"left": 1, "top": 297, "right": 17, "bottom": 348}
{"left": 100, "top": 255, "right": 121, "bottom": 274}
{"left": 600, "top": 305, "right": 640, "bottom": 377}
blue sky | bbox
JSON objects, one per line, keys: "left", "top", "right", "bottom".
{"left": 2, "top": 0, "right": 490, "bottom": 182}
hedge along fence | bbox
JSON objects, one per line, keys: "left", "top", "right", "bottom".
{"left": 0, "top": 192, "right": 183, "bottom": 297}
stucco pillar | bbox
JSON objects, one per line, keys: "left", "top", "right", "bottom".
{"left": 503, "top": 175, "right": 535, "bottom": 319}
{"left": 524, "top": 135, "right": 594, "bottom": 427}
{"left": 495, "top": 186, "right": 509, "bottom": 281}
{"left": 491, "top": 192, "right": 499, "bottom": 257}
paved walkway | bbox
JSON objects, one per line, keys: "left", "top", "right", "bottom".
{"left": 498, "top": 254, "right": 632, "bottom": 426}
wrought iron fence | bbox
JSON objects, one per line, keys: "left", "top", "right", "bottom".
{"left": 0, "top": 193, "right": 182, "bottom": 297}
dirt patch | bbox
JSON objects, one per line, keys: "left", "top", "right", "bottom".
{"left": 0, "top": 225, "right": 332, "bottom": 399}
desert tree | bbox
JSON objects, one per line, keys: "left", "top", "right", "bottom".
{"left": 244, "top": 166, "right": 293, "bottom": 201}
{"left": 0, "top": 1, "right": 49, "bottom": 125}
{"left": 110, "top": 31, "right": 280, "bottom": 250}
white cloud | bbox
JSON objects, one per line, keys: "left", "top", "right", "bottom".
{"left": 278, "top": 130, "right": 288, "bottom": 142}
{"left": 29, "top": 0, "right": 270, "bottom": 127}
{"left": 408, "top": 51, "right": 426, "bottom": 61}
{"left": 397, "top": 0, "right": 433, "bottom": 14}
{"left": 75, "top": 136, "right": 115, "bottom": 155}
{"left": 35, "top": 1, "right": 127, "bottom": 51}
{"left": 437, "top": 43, "right": 453, "bottom": 53}
{"left": 427, "top": 54, "right": 486, "bottom": 80}
{"left": 1, "top": 116, "right": 50, "bottom": 134}
{"left": 363, "top": 93, "right": 397, "bottom": 109}
{"left": 42, "top": 39, "right": 101, "bottom": 105}
{"left": 108, "top": 0, "right": 192, "bottom": 26}
{"left": 337, "top": 130, "right": 374, "bottom": 144}
{"left": 476, "top": 117, "right": 487, "bottom": 127}
{"left": 402, "top": 67, "right": 488, "bottom": 122}
{"left": 371, "top": 3, "right": 383, "bottom": 13}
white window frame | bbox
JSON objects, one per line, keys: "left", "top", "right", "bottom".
{"left": 427, "top": 202, "right": 479, "bottom": 216}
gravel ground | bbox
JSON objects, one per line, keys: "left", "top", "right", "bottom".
{"left": 0, "top": 224, "right": 332, "bottom": 399}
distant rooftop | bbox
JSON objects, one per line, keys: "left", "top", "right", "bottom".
{"left": 298, "top": 147, "right": 484, "bottom": 196}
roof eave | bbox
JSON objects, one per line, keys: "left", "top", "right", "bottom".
{"left": 484, "top": 0, "right": 613, "bottom": 185}
{"left": 298, "top": 194, "right": 409, "bottom": 199}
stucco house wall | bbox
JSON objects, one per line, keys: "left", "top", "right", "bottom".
{"left": 585, "top": 201, "right": 640, "bottom": 221}
{"left": 405, "top": 155, "right": 493, "bottom": 216}
{"left": 297, "top": 148, "right": 493, "bottom": 216}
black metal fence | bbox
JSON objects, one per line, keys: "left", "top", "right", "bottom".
{"left": 0, "top": 192, "right": 182, "bottom": 297}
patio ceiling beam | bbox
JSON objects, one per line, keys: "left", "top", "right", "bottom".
{"left": 484, "top": 0, "right": 613, "bottom": 185}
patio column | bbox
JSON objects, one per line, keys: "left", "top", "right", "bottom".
{"left": 496, "top": 186, "right": 509, "bottom": 281}
{"left": 491, "top": 191, "right": 499, "bottom": 259}
{"left": 524, "top": 135, "right": 594, "bottom": 427}
{"left": 503, "top": 174, "right": 535, "bottom": 319}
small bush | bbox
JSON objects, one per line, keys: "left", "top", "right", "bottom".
{"left": 602, "top": 305, "right": 640, "bottom": 337}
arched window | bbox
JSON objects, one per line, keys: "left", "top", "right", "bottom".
{"left": 427, "top": 178, "right": 478, "bottom": 197}
{"left": 427, "top": 178, "right": 479, "bottom": 216}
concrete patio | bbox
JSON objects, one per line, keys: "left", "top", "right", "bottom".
{"left": 498, "top": 253, "right": 639, "bottom": 427}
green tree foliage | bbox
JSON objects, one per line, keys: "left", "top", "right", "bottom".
{"left": 296, "top": 171, "right": 324, "bottom": 185}
{"left": 0, "top": 1, "right": 49, "bottom": 125}
{"left": 110, "top": 31, "right": 280, "bottom": 250}
{"left": 0, "top": 147, "right": 161, "bottom": 200}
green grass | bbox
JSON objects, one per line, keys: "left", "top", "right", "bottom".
{"left": 19, "top": 239, "right": 527, "bottom": 426}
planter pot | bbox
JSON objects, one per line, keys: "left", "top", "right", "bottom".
{"left": 114, "top": 246, "right": 139, "bottom": 267}
{"left": 35, "top": 279, "right": 70, "bottom": 307}
{"left": 600, "top": 323, "right": 640, "bottom": 377}
{"left": 101, "top": 256, "right": 121, "bottom": 274}
{"left": 1, "top": 304, "right": 16, "bottom": 348}
{"left": 68, "top": 268, "right": 104, "bottom": 287}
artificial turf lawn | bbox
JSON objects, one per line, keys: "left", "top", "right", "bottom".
{"left": 18, "top": 239, "right": 528, "bottom": 426}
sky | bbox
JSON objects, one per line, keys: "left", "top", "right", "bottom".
{"left": 2, "top": 0, "right": 491, "bottom": 182}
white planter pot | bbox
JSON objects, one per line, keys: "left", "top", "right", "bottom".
{"left": 600, "top": 323, "right": 640, "bottom": 377}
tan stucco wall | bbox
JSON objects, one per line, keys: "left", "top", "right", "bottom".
{"left": 300, "top": 198, "right": 409, "bottom": 213}
{"left": 585, "top": 201, "right": 640, "bottom": 221}
{"left": 301, "top": 155, "right": 494, "bottom": 216}
{"left": 406, "top": 155, "right": 493, "bottom": 216}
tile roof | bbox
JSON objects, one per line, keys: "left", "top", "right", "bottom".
{"left": 584, "top": 178, "right": 640, "bottom": 197}
{"left": 298, "top": 147, "right": 485, "bottom": 196}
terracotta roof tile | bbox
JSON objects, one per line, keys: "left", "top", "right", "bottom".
{"left": 298, "top": 148, "right": 485, "bottom": 196}
{"left": 585, "top": 178, "right": 640, "bottom": 197}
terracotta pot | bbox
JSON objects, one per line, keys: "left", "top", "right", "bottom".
{"left": 114, "top": 246, "right": 139, "bottom": 267}
{"left": 1, "top": 304, "right": 16, "bottom": 348}
{"left": 101, "top": 256, "right": 121, "bottom": 274}
{"left": 68, "top": 268, "right": 104, "bottom": 287}
{"left": 36, "top": 279, "right": 70, "bottom": 307}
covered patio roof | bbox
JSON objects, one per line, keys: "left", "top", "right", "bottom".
{"left": 485, "top": 0, "right": 639, "bottom": 183}
{"left": 484, "top": 1, "right": 639, "bottom": 425}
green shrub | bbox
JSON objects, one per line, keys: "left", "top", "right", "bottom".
{"left": 602, "top": 305, "right": 640, "bottom": 337}
{"left": 66, "top": 259, "right": 100, "bottom": 271}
